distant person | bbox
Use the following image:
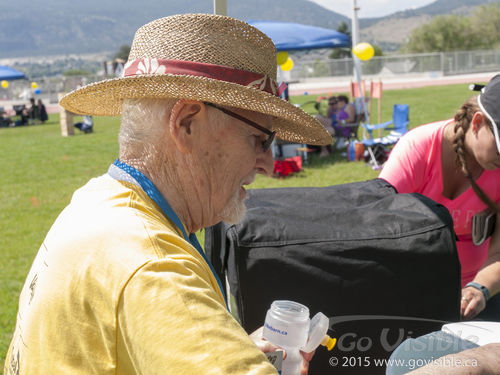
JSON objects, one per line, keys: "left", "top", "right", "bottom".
{"left": 315, "top": 96, "right": 337, "bottom": 135}
{"left": 0, "top": 110, "right": 13, "bottom": 127}
{"left": 28, "top": 98, "right": 39, "bottom": 125}
{"left": 315, "top": 96, "right": 338, "bottom": 156}
{"left": 333, "top": 95, "right": 356, "bottom": 138}
{"left": 74, "top": 115, "right": 93, "bottom": 133}
{"left": 37, "top": 99, "right": 48, "bottom": 123}
{"left": 315, "top": 95, "right": 358, "bottom": 157}
{"left": 15, "top": 108, "right": 29, "bottom": 126}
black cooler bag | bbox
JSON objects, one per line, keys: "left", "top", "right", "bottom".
{"left": 205, "top": 179, "right": 461, "bottom": 374}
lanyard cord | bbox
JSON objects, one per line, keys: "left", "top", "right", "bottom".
{"left": 113, "top": 159, "right": 228, "bottom": 309}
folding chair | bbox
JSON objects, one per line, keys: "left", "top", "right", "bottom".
{"left": 361, "top": 104, "right": 409, "bottom": 169}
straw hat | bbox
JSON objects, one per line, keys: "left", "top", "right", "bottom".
{"left": 60, "top": 14, "right": 331, "bottom": 145}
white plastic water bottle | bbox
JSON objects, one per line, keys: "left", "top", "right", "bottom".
{"left": 262, "top": 300, "right": 336, "bottom": 375}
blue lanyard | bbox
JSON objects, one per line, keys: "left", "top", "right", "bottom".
{"left": 113, "top": 159, "right": 228, "bottom": 309}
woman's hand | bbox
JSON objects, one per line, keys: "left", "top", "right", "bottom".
{"left": 460, "top": 286, "right": 487, "bottom": 320}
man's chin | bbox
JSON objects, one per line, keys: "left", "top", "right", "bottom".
{"left": 240, "top": 185, "right": 247, "bottom": 199}
{"left": 220, "top": 198, "right": 247, "bottom": 225}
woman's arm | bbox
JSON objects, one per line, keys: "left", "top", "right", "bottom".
{"left": 345, "top": 103, "right": 356, "bottom": 123}
{"left": 327, "top": 106, "right": 335, "bottom": 119}
{"left": 461, "top": 212, "right": 500, "bottom": 319}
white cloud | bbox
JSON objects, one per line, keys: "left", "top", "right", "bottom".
{"left": 308, "top": 0, "right": 436, "bottom": 18}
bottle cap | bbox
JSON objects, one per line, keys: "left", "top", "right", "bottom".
{"left": 301, "top": 312, "right": 329, "bottom": 353}
{"left": 321, "top": 335, "right": 337, "bottom": 351}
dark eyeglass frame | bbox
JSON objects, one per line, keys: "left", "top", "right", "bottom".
{"left": 205, "top": 102, "right": 276, "bottom": 152}
{"left": 486, "top": 123, "right": 500, "bottom": 156}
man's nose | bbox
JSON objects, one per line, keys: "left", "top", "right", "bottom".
{"left": 256, "top": 147, "right": 274, "bottom": 177}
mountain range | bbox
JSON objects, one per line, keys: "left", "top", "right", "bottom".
{"left": 0, "top": 0, "right": 496, "bottom": 58}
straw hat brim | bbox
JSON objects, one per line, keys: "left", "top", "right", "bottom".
{"left": 59, "top": 74, "right": 332, "bottom": 145}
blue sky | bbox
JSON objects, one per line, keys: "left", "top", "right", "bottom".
{"left": 308, "top": 0, "right": 436, "bottom": 18}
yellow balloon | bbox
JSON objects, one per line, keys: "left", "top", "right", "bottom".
{"left": 276, "top": 51, "right": 289, "bottom": 65}
{"left": 31, "top": 82, "right": 38, "bottom": 89}
{"left": 1, "top": 80, "right": 8, "bottom": 88}
{"left": 352, "top": 42, "right": 375, "bottom": 61}
{"left": 280, "top": 57, "right": 294, "bottom": 71}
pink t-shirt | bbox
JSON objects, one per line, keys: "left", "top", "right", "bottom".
{"left": 379, "top": 120, "right": 500, "bottom": 286}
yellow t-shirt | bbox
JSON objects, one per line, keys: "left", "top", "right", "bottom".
{"left": 5, "top": 174, "right": 277, "bottom": 375}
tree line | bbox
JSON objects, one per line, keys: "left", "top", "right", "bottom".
{"left": 404, "top": 3, "right": 500, "bottom": 53}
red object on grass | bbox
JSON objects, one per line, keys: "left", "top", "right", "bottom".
{"left": 273, "top": 156, "right": 302, "bottom": 177}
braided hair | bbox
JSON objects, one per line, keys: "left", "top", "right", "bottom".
{"left": 453, "top": 96, "right": 499, "bottom": 213}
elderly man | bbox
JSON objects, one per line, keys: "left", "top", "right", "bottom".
{"left": 5, "top": 14, "right": 500, "bottom": 375}
{"left": 4, "top": 14, "right": 330, "bottom": 375}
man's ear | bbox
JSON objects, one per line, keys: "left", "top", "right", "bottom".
{"left": 168, "top": 100, "right": 204, "bottom": 153}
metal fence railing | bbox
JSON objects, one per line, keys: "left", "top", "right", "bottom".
{"left": 287, "top": 49, "right": 500, "bottom": 81}
{"left": 0, "top": 74, "right": 104, "bottom": 107}
{"left": 2, "top": 49, "right": 500, "bottom": 107}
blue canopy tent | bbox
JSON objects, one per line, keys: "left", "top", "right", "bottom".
{"left": 246, "top": 20, "right": 350, "bottom": 51}
{"left": 0, "top": 65, "right": 27, "bottom": 81}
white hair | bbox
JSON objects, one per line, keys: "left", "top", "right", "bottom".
{"left": 119, "top": 98, "right": 172, "bottom": 161}
{"left": 119, "top": 98, "right": 229, "bottom": 160}
{"left": 118, "top": 98, "right": 231, "bottom": 182}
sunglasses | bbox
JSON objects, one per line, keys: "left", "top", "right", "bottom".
{"left": 205, "top": 102, "right": 276, "bottom": 152}
{"left": 487, "top": 123, "right": 500, "bottom": 154}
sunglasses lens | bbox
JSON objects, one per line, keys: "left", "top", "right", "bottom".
{"left": 262, "top": 132, "right": 276, "bottom": 152}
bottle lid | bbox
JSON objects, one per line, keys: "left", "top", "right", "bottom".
{"left": 301, "top": 312, "right": 329, "bottom": 353}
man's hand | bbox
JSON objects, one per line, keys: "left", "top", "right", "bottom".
{"left": 409, "top": 343, "right": 500, "bottom": 374}
{"left": 249, "top": 326, "right": 286, "bottom": 358}
{"left": 249, "top": 326, "right": 316, "bottom": 375}
{"left": 300, "top": 350, "right": 315, "bottom": 375}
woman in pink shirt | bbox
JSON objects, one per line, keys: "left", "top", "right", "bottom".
{"left": 379, "top": 75, "right": 500, "bottom": 321}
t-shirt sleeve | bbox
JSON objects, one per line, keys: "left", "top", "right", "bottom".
{"left": 378, "top": 126, "right": 430, "bottom": 193}
{"left": 117, "top": 248, "right": 277, "bottom": 375}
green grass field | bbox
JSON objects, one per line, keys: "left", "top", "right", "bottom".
{"left": 0, "top": 83, "right": 477, "bottom": 367}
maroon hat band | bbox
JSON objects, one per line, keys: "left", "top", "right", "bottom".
{"left": 123, "top": 58, "right": 287, "bottom": 97}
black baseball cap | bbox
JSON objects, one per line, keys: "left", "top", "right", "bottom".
{"left": 476, "top": 74, "right": 500, "bottom": 154}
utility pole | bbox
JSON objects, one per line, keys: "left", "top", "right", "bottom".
{"left": 351, "top": 0, "right": 370, "bottom": 129}
{"left": 351, "top": 0, "right": 360, "bottom": 48}
{"left": 213, "top": 0, "right": 227, "bottom": 16}
{"left": 351, "top": 0, "right": 361, "bottom": 80}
